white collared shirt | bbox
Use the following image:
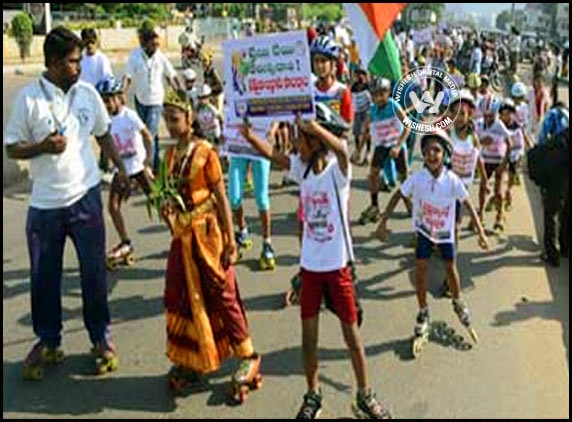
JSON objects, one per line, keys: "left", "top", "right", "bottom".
{"left": 124, "top": 47, "right": 177, "bottom": 106}
{"left": 4, "top": 76, "right": 110, "bottom": 209}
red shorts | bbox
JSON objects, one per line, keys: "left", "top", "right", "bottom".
{"left": 300, "top": 266, "right": 358, "bottom": 324}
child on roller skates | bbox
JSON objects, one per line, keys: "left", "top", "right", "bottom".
{"left": 359, "top": 76, "right": 411, "bottom": 226}
{"left": 240, "top": 103, "right": 392, "bottom": 419}
{"left": 96, "top": 77, "right": 154, "bottom": 270}
{"left": 376, "top": 131, "right": 489, "bottom": 357}
{"left": 475, "top": 97, "right": 513, "bottom": 233}
{"left": 226, "top": 128, "right": 275, "bottom": 271}
{"left": 498, "top": 98, "right": 534, "bottom": 213}
{"left": 160, "top": 88, "right": 261, "bottom": 402}
{"left": 350, "top": 67, "right": 372, "bottom": 167}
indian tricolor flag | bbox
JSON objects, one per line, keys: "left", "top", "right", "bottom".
{"left": 344, "top": 3, "right": 407, "bottom": 82}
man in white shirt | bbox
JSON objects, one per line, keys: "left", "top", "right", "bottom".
{"left": 509, "top": 27, "right": 521, "bottom": 73}
{"left": 80, "top": 28, "right": 114, "bottom": 179}
{"left": 4, "top": 27, "right": 129, "bottom": 378}
{"left": 123, "top": 25, "right": 181, "bottom": 171}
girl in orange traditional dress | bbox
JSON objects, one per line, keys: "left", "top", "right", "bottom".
{"left": 160, "top": 88, "right": 261, "bottom": 403}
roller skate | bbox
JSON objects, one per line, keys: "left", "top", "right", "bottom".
{"left": 92, "top": 340, "right": 119, "bottom": 375}
{"left": 493, "top": 215, "right": 506, "bottom": 233}
{"left": 453, "top": 299, "right": 479, "bottom": 344}
{"left": 412, "top": 308, "right": 430, "bottom": 359}
{"left": 230, "top": 354, "right": 262, "bottom": 405}
{"left": 259, "top": 242, "right": 276, "bottom": 271}
{"left": 359, "top": 205, "right": 380, "bottom": 225}
{"left": 22, "top": 342, "right": 65, "bottom": 381}
{"left": 504, "top": 195, "right": 513, "bottom": 212}
{"left": 106, "top": 242, "right": 135, "bottom": 270}
{"left": 295, "top": 390, "right": 322, "bottom": 419}
{"left": 244, "top": 178, "right": 254, "bottom": 194}
{"left": 167, "top": 366, "right": 200, "bottom": 396}
{"left": 284, "top": 271, "right": 302, "bottom": 307}
{"left": 352, "top": 388, "right": 393, "bottom": 419}
{"left": 235, "top": 229, "right": 253, "bottom": 260}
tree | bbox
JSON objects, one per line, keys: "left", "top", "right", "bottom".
{"left": 11, "top": 12, "right": 34, "bottom": 62}
{"left": 496, "top": 10, "right": 512, "bottom": 31}
{"left": 403, "top": 3, "right": 445, "bottom": 28}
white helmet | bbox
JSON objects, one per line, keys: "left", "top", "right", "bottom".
{"left": 199, "top": 84, "right": 212, "bottom": 98}
{"left": 182, "top": 68, "right": 197, "bottom": 81}
{"left": 511, "top": 82, "right": 527, "bottom": 98}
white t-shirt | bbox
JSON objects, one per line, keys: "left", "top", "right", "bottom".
{"left": 288, "top": 153, "right": 353, "bottom": 272}
{"left": 475, "top": 118, "right": 511, "bottom": 164}
{"left": 196, "top": 103, "right": 222, "bottom": 141}
{"left": 110, "top": 107, "right": 147, "bottom": 176}
{"left": 451, "top": 132, "right": 480, "bottom": 188}
{"left": 80, "top": 50, "right": 113, "bottom": 87}
{"left": 401, "top": 167, "right": 469, "bottom": 244}
{"left": 4, "top": 77, "right": 110, "bottom": 209}
{"left": 124, "top": 47, "right": 177, "bottom": 106}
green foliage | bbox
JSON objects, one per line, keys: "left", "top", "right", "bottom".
{"left": 303, "top": 4, "right": 345, "bottom": 23}
{"left": 11, "top": 12, "right": 34, "bottom": 44}
{"left": 146, "top": 158, "right": 186, "bottom": 221}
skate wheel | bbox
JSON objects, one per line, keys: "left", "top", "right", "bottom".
{"left": 244, "top": 240, "right": 253, "bottom": 251}
{"left": 250, "top": 374, "right": 263, "bottom": 390}
{"left": 106, "top": 258, "right": 118, "bottom": 271}
{"left": 412, "top": 337, "right": 424, "bottom": 359}
{"left": 125, "top": 254, "right": 136, "bottom": 266}
{"left": 22, "top": 365, "right": 44, "bottom": 381}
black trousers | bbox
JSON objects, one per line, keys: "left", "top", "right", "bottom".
{"left": 542, "top": 183, "right": 569, "bottom": 259}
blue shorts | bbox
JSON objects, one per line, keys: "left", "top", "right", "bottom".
{"left": 228, "top": 157, "right": 271, "bottom": 212}
{"left": 416, "top": 233, "right": 456, "bottom": 260}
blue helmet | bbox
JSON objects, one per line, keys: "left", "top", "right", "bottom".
{"left": 310, "top": 35, "right": 340, "bottom": 60}
{"left": 540, "top": 105, "right": 569, "bottom": 143}
{"left": 95, "top": 76, "right": 123, "bottom": 96}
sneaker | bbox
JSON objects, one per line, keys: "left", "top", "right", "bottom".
{"left": 354, "top": 389, "right": 392, "bottom": 419}
{"left": 296, "top": 390, "right": 322, "bottom": 419}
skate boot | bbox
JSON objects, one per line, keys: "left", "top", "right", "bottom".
{"left": 359, "top": 205, "right": 380, "bottom": 225}
{"left": 259, "top": 242, "right": 276, "bottom": 271}
{"left": 235, "top": 229, "right": 253, "bottom": 260}
{"left": 504, "top": 196, "right": 513, "bottom": 212}
{"left": 22, "top": 342, "right": 65, "bottom": 381}
{"left": 453, "top": 299, "right": 479, "bottom": 343}
{"left": 92, "top": 340, "right": 119, "bottom": 375}
{"left": 296, "top": 390, "right": 323, "bottom": 419}
{"left": 167, "top": 365, "right": 200, "bottom": 395}
{"left": 412, "top": 308, "right": 430, "bottom": 358}
{"left": 230, "top": 354, "right": 262, "bottom": 404}
{"left": 352, "top": 388, "right": 393, "bottom": 419}
{"left": 106, "top": 242, "right": 135, "bottom": 270}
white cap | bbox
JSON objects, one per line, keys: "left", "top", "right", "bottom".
{"left": 182, "top": 68, "right": 197, "bottom": 81}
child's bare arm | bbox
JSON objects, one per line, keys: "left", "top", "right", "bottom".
{"left": 239, "top": 123, "right": 291, "bottom": 170}
{"left": 463, "top": 198, "right": 489, "bottom": 250}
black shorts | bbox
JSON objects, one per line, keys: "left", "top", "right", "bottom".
{"left": 508, "top": 157, "right": 522, "bottom": 175}
{"left": 372, "top": 145, "right": 391, "bottom": 169}
{"left": 484, "top": 163, "right": 502, "bottom": 179}
{"left": 111, "top": 170, "right": 152, "bottom": 198}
